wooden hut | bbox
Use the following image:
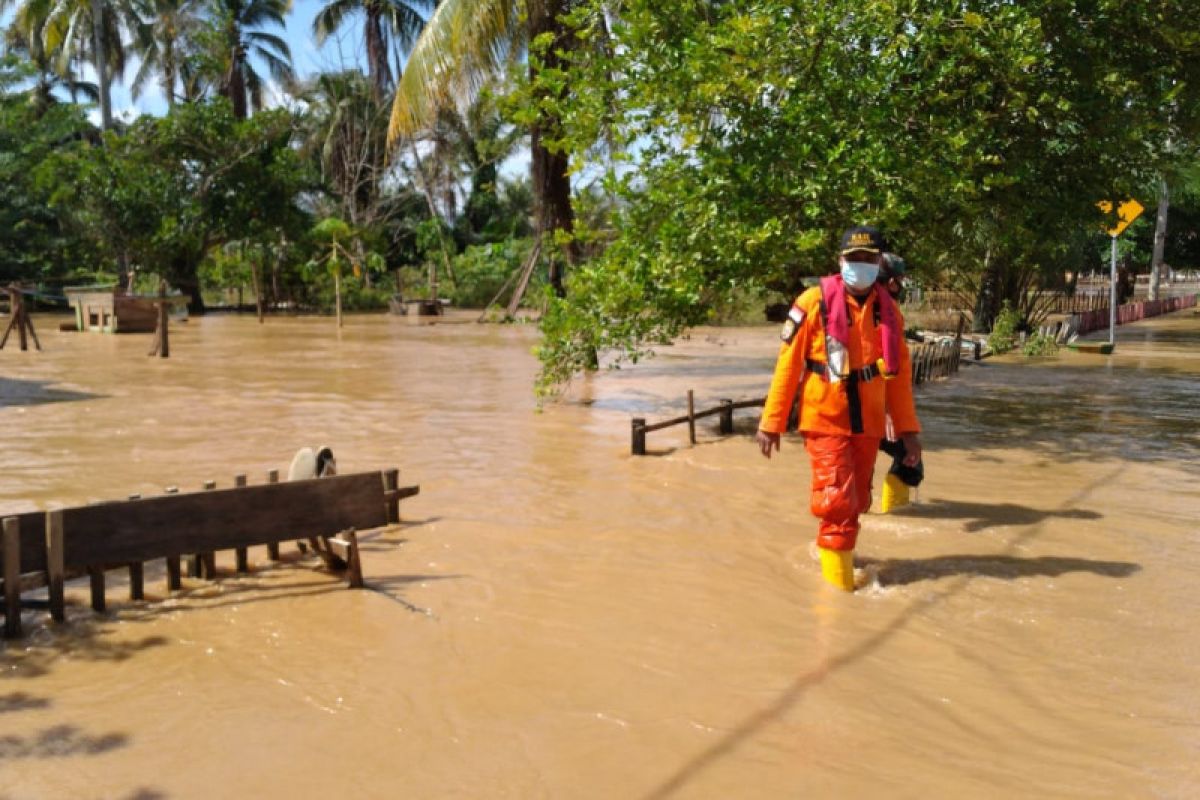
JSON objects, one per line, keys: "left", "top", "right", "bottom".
{"left": 64, "top": 286, "right": 186, "bottom": 333}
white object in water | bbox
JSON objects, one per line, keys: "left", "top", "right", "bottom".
{"left": 287, "top": 446, "right": 336, "bottom": 480}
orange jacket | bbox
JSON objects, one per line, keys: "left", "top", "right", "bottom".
{"left": 760, "top": 284, "right": 921, "bottom": 438}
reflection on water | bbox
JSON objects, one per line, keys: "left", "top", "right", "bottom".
{"left": 0, "top": 309, "right": 1198, "bottom": 799}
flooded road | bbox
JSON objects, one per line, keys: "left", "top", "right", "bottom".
{"left": 2, "top": 308, "right": 1198, "bottom": 798}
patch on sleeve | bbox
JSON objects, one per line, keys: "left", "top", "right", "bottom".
{"left": 780, "top": 306, "right": 805, "bottom": 343}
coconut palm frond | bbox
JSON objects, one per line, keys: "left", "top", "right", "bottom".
{"left": 388, "top": 0, "right": 520, "bottom": 143}
{"left": 311, "top": 0, "right": 356, "bottom": 45}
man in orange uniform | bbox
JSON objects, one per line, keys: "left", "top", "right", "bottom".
{"left": 756, "top": 226, "right": 922, "bottom": 591}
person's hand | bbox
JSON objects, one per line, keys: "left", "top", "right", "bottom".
{"left": 756, "top": 430, "right": 781, "bottom": 459}
{"left": 900, "top": 432, "right": 922, "bottom": 467}
{"left": 884, "top": 413, "right": 896, "bottom": 442}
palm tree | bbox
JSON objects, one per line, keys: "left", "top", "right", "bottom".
{"left": 208, "top": 0, "right": 293, "bottom": 119}
{"left": 311, "top": 0, "right": 431, "bottom": 100}
{"left": 4, "top": 0, "right": 133, "bottom": 128}
{"left": 128, "top": 0, "right": 202, "bottom": 107}
{"left": 387, "top": 0, "right": 579, "bottom": 295}
{"left": 2, "top": 23, "right": 100, "bottom": 116}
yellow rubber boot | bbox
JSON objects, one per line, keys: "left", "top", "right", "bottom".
{"left": 818, "top": 547, "right": 856, "bottom": 591}
{"left": 881, "top": 473, "right": 910, "bottom": 513}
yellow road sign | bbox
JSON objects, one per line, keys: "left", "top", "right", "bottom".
{"left": 1097, "top": 199, "right": 1145, "bottom": 237}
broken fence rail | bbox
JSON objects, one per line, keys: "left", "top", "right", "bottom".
{"left": 630, "top": 336, "right": 972, "bottom": 456}
{"left": 1, "top": 467, "right": 419, "bottom": 638}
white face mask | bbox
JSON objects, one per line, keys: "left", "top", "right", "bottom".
{"left": 840, "top": 259, "right": 879, "bottom": 290}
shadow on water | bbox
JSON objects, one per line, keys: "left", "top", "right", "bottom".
{"left": 890, "top": 499, "right": 1102, "bottom": 532}
{"left": 0, "top": 616, "right": 170, "bottom": 679}
{"left": 0, "top": 724, "right": 129, "bottom": 761}
{"left": 0, "top": 376, "right": 103, "bottom": 408}
{"left": 858, "top": 553, "right": 1140, "bottom": 586}
{"left": 640, "top": 466, "right": 1124, "bottom": 800}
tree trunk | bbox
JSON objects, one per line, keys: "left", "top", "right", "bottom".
{"left": 92, "top": 0, "right": 112, "bottom": 129}
{"left": 972, "top": 249, "right": 1001, "bottom": 333}
{"left": 226, "top": 40, "right": 248, "bottom": 119}
{"left": 365, "top": 9, "right": 392, "bottom": 100}
{"left": 1149, "top": 177, "right": 1168, "bottom": 302}
{"left": 163, "top": 39, "right": 177, "bottom": 109}
{"left": 528, "top": 0, "right": 577, "bottom": 298}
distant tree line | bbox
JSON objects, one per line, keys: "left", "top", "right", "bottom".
{"left": 3, "top": 0, "right": 1199, "bottom": 395}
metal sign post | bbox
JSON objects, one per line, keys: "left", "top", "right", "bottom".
{"left": 1096, "top": 198, "right": 1145, "bottom": 352}
{"left": 1109, "top": 235, "right": 1118, "bottom": 346}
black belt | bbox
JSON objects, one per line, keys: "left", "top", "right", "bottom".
{"left": 805, "top": 359, "right": 881, "bottom": 383}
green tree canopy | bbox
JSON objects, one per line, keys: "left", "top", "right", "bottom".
{"left": 536, "top": 0, "right": 1200, "bottom": 393}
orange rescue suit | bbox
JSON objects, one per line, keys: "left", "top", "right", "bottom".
{"left": 760, "top": 283, "right": 921, "bottom": 551}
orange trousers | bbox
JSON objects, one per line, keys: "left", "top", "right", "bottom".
{"left": 804, "top": 433, "right": 879, "bottom": 551}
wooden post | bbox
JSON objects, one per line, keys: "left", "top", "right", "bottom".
{"left": 234, "top": 474, "right": 249, "bottom": 573}
{"left": 382, "top": 468, "right": 400, "bottom": 524}
{"left": 3, "top": 517, "right": 21, "bottom": 638}
{"left": 199, "top": 480, "right": 216, "bottom": 578}
{"left": 129, "top": 561, "right": 144, "bottom": 601}
{"left": 46, "top": 510, "right": 65, "bottom": 622}
{"left": 345, "top": 529, "right": 364, "bottom": 589}
{"left": 266, "top": 469, "right": 281, "bottom": 560}
{"left": 719, "top": 399, "right": 734, "bottom": 435}
{"left": 89, "top": 566, "right": 106, "bottom": 613}
{"left": 687, "top": 390, "right": 696, "bottom": 445}
{"left": 148, "top": 281, "right": 169, "bottom": 358}
{"left": 631, "top": 418, "right": 647, "bottom": 456}
{"left": 166, "top": 555, "right": 182, "bottom": 591}
{"left": 1, "top": 287, "right": 38, "bottom": 352}
{"left": 158, "top": 282, "right": 169, "bottom": 358}
{"left": 164, "top": 487, "right": 182, "bottom": 590}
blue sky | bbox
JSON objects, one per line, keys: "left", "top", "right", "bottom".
{"left": 2, "top": 0, "right": 382, "bottom": 121}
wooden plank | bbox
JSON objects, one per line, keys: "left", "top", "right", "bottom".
{"left": 3, "top": 518, "right": 21, "bottom": 638}
{"left": 46, "top": 510, "right": 65, "bottom": 622}
{"left": 59, "top": 472, "right": 389, "bottom": 569}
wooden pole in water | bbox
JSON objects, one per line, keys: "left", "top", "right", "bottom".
{"left": 89, "top": 566, "right": 106, "bottom": 613}
{"left": 687, "top": 390, "right": 696, "bottom": 445}
{"left": 631, "top": 418, "right": 647, "bottom": 456}
{"left": 163, "top": 487, "right": 181, "bottom": 590}
{"left": 46, "top": 510, "right": 65, "bottom": 622}
{"left": 345, "top": 529, "right": 363, "bottom": 589}
{"left": 3, "top": 517, "right": 21, "bottom": 638}
{"left": 266, "top": 470, "right": 280, "bottom": 560}
{"left": 719, "top": 399, "right": 734, "bottom": 435}
{"left": 382, "top": 468, "right": 400, "bottom": 524}
{"left": 234, "top": 474, "right": 249, "bottom": 573}
{"left": 129, "top": 561, "right": 144, "bottom": 601}
{"left": 200, "top": 480, "right": 217, "bottom": 578}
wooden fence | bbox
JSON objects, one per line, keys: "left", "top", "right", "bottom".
{"left": 1069, "top": 293, "right": 1197, "bottom": 336}
{"left": 1, "top": 468, "right": 419, "bottom": 638}
{"left": 631, "top": 336, "right": 969, "bottom": 455}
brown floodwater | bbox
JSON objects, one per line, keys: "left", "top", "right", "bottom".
{"left": 2, "top": 308, "right": 1198, "bottom": 799}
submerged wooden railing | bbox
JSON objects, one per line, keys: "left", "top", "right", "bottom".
{"left": 630, "top": 336, "right": 971, "bottom": 455}
{"left": 1, "top": 468, "right": 419, "bottom": 638}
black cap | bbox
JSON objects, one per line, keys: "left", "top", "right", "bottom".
{"left": 839, "top": 225, "right": 889, "bottom": 255}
